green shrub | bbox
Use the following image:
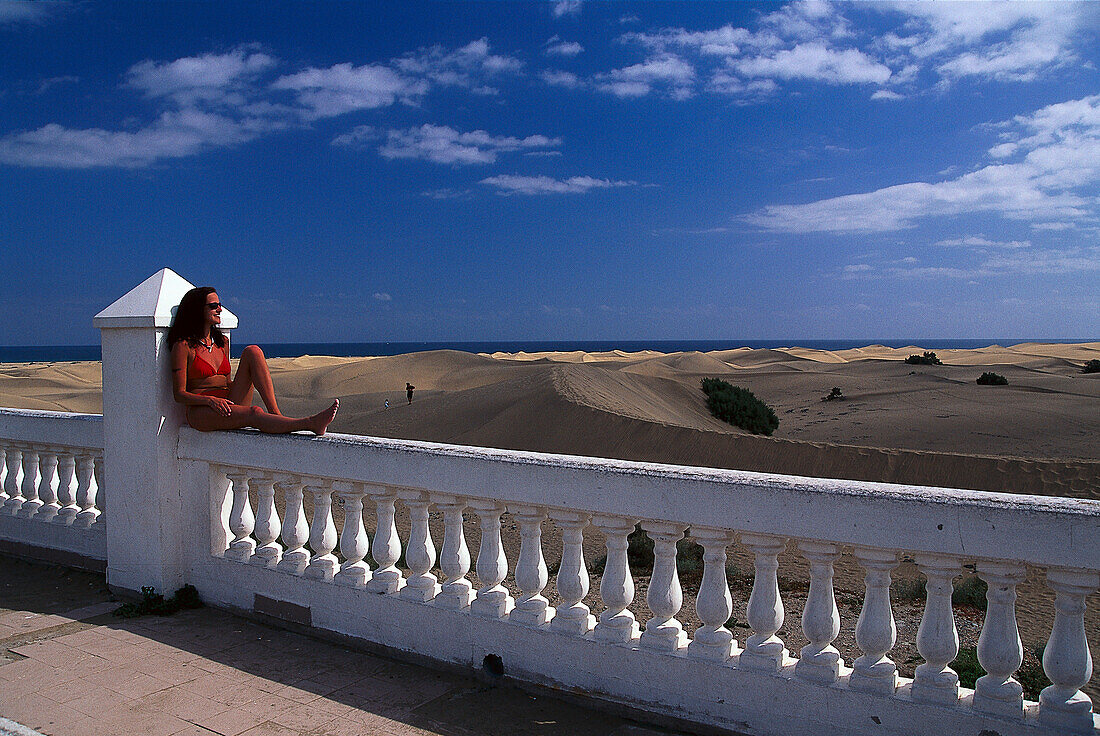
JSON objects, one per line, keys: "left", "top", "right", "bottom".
{"left": 905, "top": 351, "right": 943, "bottom": 366}
{"left": 700, "top": 378, "right": 779, "bottom": 436}
{"left": 952, "top": 575, "right": 987, "bottom": 610}
{"left": 892, "top": 577, "right": 926, "bottom": 603}
{"left": 976, "top": 372, "right": 1008, "bottom": 385}
{"left": 952, "top": 646, "right": 984, "bottom": 689}
{"left": 114, "top": 584, "right": 203, "bottom": 618}
{"left": 822, "top": 387, "right": 844, "bottom": 402}
{"left": 1083, "top": 359, "right": 1100, "bottom": 374}
{"left": 1018, "top": 643, "right": 1051, "bottom": 699}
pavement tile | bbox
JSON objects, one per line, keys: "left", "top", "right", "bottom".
{"left": 139, "top": 659, "right": 206, "bottom": 686}
{"left": 238, "top": 721, "right": 304, "bottom": 736}
{"left": 95, "top": 668, "right": 174, "bottom": 699}
{"left": 190, "top": 704, "right": 272, "bottom": 736}
{"left": 64, "top": 683, "right": 137, "bottom": 717}
{"left": 52, "top": 627, "right": 112, "bottom": 647}
{"left": 0, "top": 655, "right": 66, "bottom": 683}
{"left": 136, "top": 684, "right": 232, "bottom": 722}
{"left": 14, "top": 700, "right": 90, "bottom": 735}
{"left": 0, "top": 623, "right": 19, "bottom": 639}
{"left": 179, "top": 672, "right": 268, "bottom": 707}
{"left": 268, "top": 700, "right": 344, "bottom": 732}
{"left": 169, "top": 725, "right": 223, "bottom": 736}
{"left": 97, "top": 704, "right": 196, "bottom": 736}
{"left": 12, "top": 638, "right": 91, "bottom": 666}
{"left": 269, "top": 683, "right": 324, "bottom": 705}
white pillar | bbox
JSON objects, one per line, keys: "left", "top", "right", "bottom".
{"left": 1039, "top": 568, "right": 1098, "bottom": 733}
{"left": 94, "top": 269, "right": 238, "bottom": 594}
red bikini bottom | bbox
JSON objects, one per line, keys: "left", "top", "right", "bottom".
{"left": 196, "top": 387, "right": 231, "bottom": 399}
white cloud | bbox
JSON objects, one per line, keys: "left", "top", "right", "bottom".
{"left": 540, "top": 70, "right": 582, "bottom": 88}
{"left": 0, "top": 0, "right": 64, "bottom": 24}
{"left": 334, "top": 124, "right": 560, "bottom": 165}
{"left": 545, "top": 36, "right": 584, "bottom": 57}
{"left": 744, "top": 94, "right": 1100, "bottom": 234}
{"left": 393, "top": 38, "right": 523, "bottom": 95}
{"left": 128, "top": 47, "right": 277, "bottom": 106}
{"left": 935, "top": 236, "right": 1031, "bottom": 250}
{"left": 551, "top": 1, "right": 582, "bottom": 19}
{"left": 0, "top": 110, "right": 258, "bottom": 168}
{"left": 272, "top": 62, "right": 426, "bottom": 119}
{"left": 480, "top": 174, "right": 637, "bottom": 195}
{"left": 373, "top": 292, "right": 392, "bottom": 302}
{"left": 734, "top": 43, "right": 891, "bottom": 85}
{"left": 594, "top": 55, "right": 694, "bottom": 98}
{"left": 870, "top": 89, "right": 904, "bottom": 101}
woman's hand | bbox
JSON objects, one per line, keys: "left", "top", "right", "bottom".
{"left": 206, "top": 396, "right": 233, "bottom": 416}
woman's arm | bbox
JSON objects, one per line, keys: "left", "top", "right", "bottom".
{"left": 170, "top": 342, "right": 232, "bottom": 415}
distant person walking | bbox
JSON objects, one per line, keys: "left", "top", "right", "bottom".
{"left": 406, "top": 382, "right": 415, "bottom": 404}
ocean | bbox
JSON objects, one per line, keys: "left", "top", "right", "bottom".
{"left": 0, "top": 339, "right": 1092, "bottom": 363}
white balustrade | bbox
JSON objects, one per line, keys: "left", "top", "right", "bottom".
{"left": 639, "top": 521, "right": 687, "bottom": 651}
{"left": 849, "top": 546, "right": 900, "bottom": 694}
{"left": 911, "top": 553, "right": 964, "bottom": 704}
{"left": 508, "top": 504, "right": 552, "bottom": 626}
{"left": 73, "top": 452, "right": 99, "bottom": 528}
{"left": 469, "top": 499, "right": 513, "bottom": 619}
{"left": 973, "top": 562, "right": 1027, "bottom": 717}
{"left": 303, "top": 480, "right": 338, "bottom": 581}
{"left": 1, "top": 444, "right": 21, "bottom": 514}
{"left": 739, "top": 533, "right": 788, "bottom": 671}
{"left": 794, "top": 541, "right": 842, "bottom": 682}
{"left": 432, "top": 493, "right": 472, "bottom": 609}
{"left": 275, "top": 476, "right": 311, "bottom": 575}
{"left": 1039, "top": 568, "right": 1099, "bottom": 733}
{"left": 249, "top": 475, "right": 282, "bottom": 569}
{"left": 550, "top": 510, "right": 594, "bottom": 635}
{"left": 366, "top": 485, "right": 403, "bottom": 594}
{"left": 399, "top": 490, "right": 438, "bottom": 601}
{"left": 223, "top": 469, "right": 256, "bottom": 563}
{"left": 91, "top": 452, "right": 104, "bottom": 518}
{"left": 591, "top": 516, "right": 639, "bottom": 644}
{"left": 334, "top": 482, "right": 371, "bottom": 587}
{"left": 53, "top": 451, "right": 78, "bottom": 526}
{"left": 687, "top": 527, "right": 736, "bottom": 661}
{"left": 16, "top": 446, "right": 41, "bottom": 518}
{"left": 0, "top": 444, "right": 7, "bottom": 505}
{"left": 32, "top": 449, "right": 59, "bottom": 521}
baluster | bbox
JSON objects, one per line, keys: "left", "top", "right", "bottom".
{"left": 1, "top": 445, "right": 22, "bottom": 514}
{"left": 16, "top": 446, "right": 41, "bottom": 518}
{"left": 911, "top": 554, "right": 963, "bottom": 704}
{"left": 849, "top": 547, "right": 900, "bottom": 694}
{"left": 304, "top": 480, "right": 338, "bottom": 581}
{"left": 550, "top": 511, "right": 594, "bottom": 635}
{"left": 92, "top": 452, "right": 105, "bottom": 519}
{"left": 0, "top": 444, "right": 7, "bottom": 504}
{"left": 73, "top": 452, "right": 99, "bottom": 528}
{"left": 366, "top": 486, "right": 403, "bottom": 594}
{"left": 740, "top": 533, "right": 789, "bottom": 671}
{"left": 223, "top": 470, "right": 256, "bottom": 562}
{"left": 53, "top": 451, "right": 78, "bottom": 525}
{"left": 795, "top": 541, "right": 843, "bottom": 682}
{"left": 432, "top": 494, "right": 472, "bottom": 609}
{"left": 1039, "top": 568, "right": 1099, "bottom": 732}
{"left": 639, "top": 521, "right": 688, "bottom": 651}
{"left": 248, "top": 475, "right": 282, "bottom": 569}
{"left": 687, "top": 528, "right": 737, "bottom": 661}
{"left": 469, "top": 500, "right": 513, "bottom": 619}
{"left": 275, "top": 476, "right": 311, "bottom": 575}
{"left": 973, "top": 562, "right": 1026, "bottom": 717}
{"left": 399, "top": 490, "right": 439, "bottom": 601}
{"left": 592, "top": 516, "right": 639, "bottom": 643}
{"left": 508, "top": 505, "right": 552, "bottom": 626}
{"left": 331, "top": 482, "right": 371, "bottom": 587}
{"left": 32, "top": 449, "right": 60, "bottom": 521}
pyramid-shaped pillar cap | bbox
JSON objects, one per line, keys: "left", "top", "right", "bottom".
{"left": 93, "top": 268, "right": 238, "bottom": 330}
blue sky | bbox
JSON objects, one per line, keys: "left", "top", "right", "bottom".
{"left": 1, "top": 0, "right": 1098, "bottom": 345}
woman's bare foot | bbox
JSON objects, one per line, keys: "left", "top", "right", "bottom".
{"left": 310, "top": 399, "right": 339, "bottom": 436}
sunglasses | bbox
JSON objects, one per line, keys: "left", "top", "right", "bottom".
{"left": 206, "top": 302, "right": 222, "bottom": 310}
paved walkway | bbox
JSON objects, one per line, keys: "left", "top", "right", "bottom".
{"left": 0, "top": 557, "right": 683, "bottom": 736}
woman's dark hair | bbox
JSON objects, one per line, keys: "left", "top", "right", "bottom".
{"left": 167, "top": 287, "right": 226, "bottom": 349}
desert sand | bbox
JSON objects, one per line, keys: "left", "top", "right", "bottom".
{"left": 3, "top": 342, "right": 1099, "bottom": 698}
{"left": 4, "top": 341, "right": 1097, "bottom": 496}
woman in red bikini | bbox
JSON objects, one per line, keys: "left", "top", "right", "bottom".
{"left": 168, "top": 287, "right": 338, "bottom": 435}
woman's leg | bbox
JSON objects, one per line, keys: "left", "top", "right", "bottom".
{"left": 230, "top": 345, "right": 280, "bottom": 414}
{"left": 187, "top": 400, "right": 338, "bottom": 435}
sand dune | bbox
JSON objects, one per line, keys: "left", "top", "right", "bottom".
{"left": 2, "top": 342, "right": 1098, "bottom": 498}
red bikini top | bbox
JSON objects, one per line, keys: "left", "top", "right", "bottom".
{"left": 188, "top": 348, "right": 230, "bottom": 381}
